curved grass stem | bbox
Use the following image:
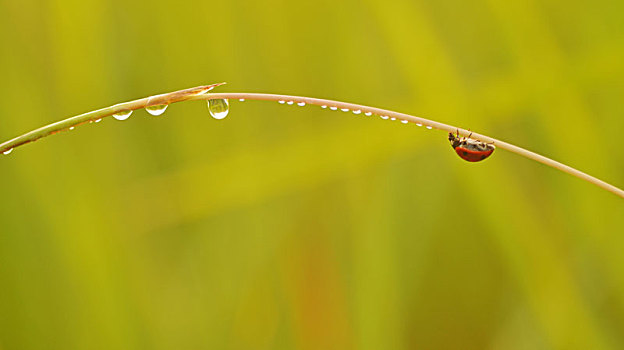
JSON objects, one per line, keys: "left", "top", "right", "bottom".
{"left": 2, "top": 84, "right": 623, "bottom": 199}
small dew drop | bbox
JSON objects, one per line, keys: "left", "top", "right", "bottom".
{"left": 3, "top": 148, "right": 13, "bottom": 155}
{"left": 239, "top": 98, "right": 245, "bottom": 102}
{"left": 330, "top": 106, "right": 338, "bottom": 110}
{"left": 297, "top": 102, "right": 306, "bottom": 106}
{"left": 112, "top": 110, "right": 133, "bottom": 121}
{"left": 353, "top": 110, "right": 362, "bottom": 114}
{"left": 321, "top": 105, "right": 327, "bottom": 109}
{"left": 69, "top": 126, "right": 75, "bottom": 130}
{"left": 381, "top": 116, "right": 389, "bottom": 120}
{"left": 145, "top": 104, "right": 168, "bottom": 116}
{"left": 208, "top": 98, "right": 230, "bottom": 120}
{"left": 365, "top": 112, "right": 372, "bottom": 116}
{"left": 416, "top": 123, "right": 422, "bottom": 127}
{"left": 390, "top": 117, "right": 396, "bottom": 121}
{"left": 341, "top": 108, "right": 349, "bottom": 112}
{"left": 95, "top": 119, "right": 102, "bottom": 123}
{"left": 287, "top": 101, "right": 294, "bottom": 105}
{"left": 279, "top": 100, "right": 286, "bottom": 104}
{"left": 426, "top": 126, "right": 433, "bottom": 129}
{"left": 401, "top": 120, "right": 408, "bottom": 124}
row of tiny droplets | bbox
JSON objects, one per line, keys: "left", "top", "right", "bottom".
{"left": 277, "top": 99, "right": 433, "bottom": 129}
{"left": 2, "top": 96, "right": 429, "bottom": 156}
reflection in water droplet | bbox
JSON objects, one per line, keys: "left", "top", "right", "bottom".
{"left": 364, "top": 112, "right": 372, "bottom": 116}
{"left": 321, "top": 105, "right": 327, "bottom": 109}
{"left": 330, "top": 106, "right": 338, "bottom": 110}
{"left": 426, "top": 126, "right": 433, "bottom": 129}
{"left": 401, "top": 120, "right": 408, "bottom": 124}
{"left": 341, "top": 108, "right": 349, "bottom": 112}
{"left": 112, "top": 110, "right": 133, "bottom": 121}
{"left": 208, "top": 98, "right": 229, "bottom": 120}
{"left": 279, "top": 100, "right": 286, "bottom": 104}
{"left": 239, "top": 98, "right": 245, "bottom": 102}
{"left": 381, "top": 116, "right": 389, "bottom": 120}
{"left": 95, "top": 119, "right": 102, "bottom": 123}
{"left": 416, "top": 123, "right": 422, "bottom": 127}
{"left": 69, "top": 127, "right": 75, "bottom": 130}
{"left": 353, "top": 110, "right": 362, "bottom": 114}
{"left": 297, "top": 102, "right": 306, "bottom": 106}
{"left": 3, "top": 148, "right": 13, "bottom": 155}
{"left": 145, "top": 104, "right": 168, "bottom": 116}
{"left": 287, "top": 101, "right": 294, "bottom": 105}
{"left": 391, "top": 117, "right": 397, "bottom": 121}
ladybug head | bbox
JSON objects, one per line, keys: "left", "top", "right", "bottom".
{"left": 448, "top": 132, "right": 461, "bottom": 149}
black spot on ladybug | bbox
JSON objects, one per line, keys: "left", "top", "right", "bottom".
{"left": 481, "top": 155, "right": 486, "bottom": 160}
{"left": 462, "top": 151, "right": 468, "bottom": 156}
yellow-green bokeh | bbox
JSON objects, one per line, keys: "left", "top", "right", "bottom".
{"left": 1, "top": 0, "right": 623, "bottom": 349}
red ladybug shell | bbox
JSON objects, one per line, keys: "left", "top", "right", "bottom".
{"left": 454, "top": 147, "right": 494, "bottom": 162}
{"left": 448, "top": 132, "right": 495, "bottom": 162}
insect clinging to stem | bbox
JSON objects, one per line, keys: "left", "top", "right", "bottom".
{"left": 448, "top": 129, "right": 495, "bottom": 162}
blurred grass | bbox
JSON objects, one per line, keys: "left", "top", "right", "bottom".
{"left": 1, "top": 0, "right": 624, "bottom": 349}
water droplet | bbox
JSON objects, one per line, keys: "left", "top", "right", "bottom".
{"left": 416, "top": 123, "right": 422, "bottom": 127}
{"left": 297, "top": 102, "right": 306, "bottom": 106}
{"left": 401, "top": 120, "right": 408, "bottom": 124}
{"left": 112, "top": 109, "right": 133, "bottom": 121}
{"left": 364, "top": 112, "right": 372, "bottom": 116}
{"left": 321, "top": 105, "right": 327, "bottom": 109}
{"left": 353, "top": 110, "right": 362, "bottom": 114}
{"left": 145, "top": 104, "right": 168, "bottom": 116}
{"left": 341, "top": 108, "right": 349, "bottom": 112}
{"left": 3, "top": 148, "right": 13, "bottom": 155}
{"left": 278, "top": 100, "right": 286, "bottom": 104}
{"left": 287, "top": 101, "right": 294, "bottom": 105}
{"left": 95, "top": 119, "right": 102, "bottom": 123}
{"left": 330, "top": 106, "right": 338, "bottom": 110}
{"left": 380, "top": 116, "right": 389, "bottom": 120}
{"left": 390, "top": 117, "right": 396, "bottom": 121}
{"left": 426, "top": 126, "right": 433, "bottom": 129}
{"left": 207, "top": 98, "right": 229, "bottom": 120}
{"left": 239, "top": 98, "right": 245, "bottom": 102}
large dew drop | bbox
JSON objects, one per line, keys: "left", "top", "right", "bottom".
{"left": 113, "top": 110, "right": 133, "bottom": 121}
{"left": 208, "top": 99, "right": 229, "bottom": 120}
{"left": 3, "top": 148, "right": 13, "bottom": 155}
{"left": 145, "top": 104, "right": 168, "bottom": 116}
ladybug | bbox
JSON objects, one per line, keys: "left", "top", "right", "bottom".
{"left": 448, "top": 130, "right": 495, "bottom": 162}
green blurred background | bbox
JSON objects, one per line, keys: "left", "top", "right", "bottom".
{"left": 1, "top": 0, "right": 624, "bottom": 348}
